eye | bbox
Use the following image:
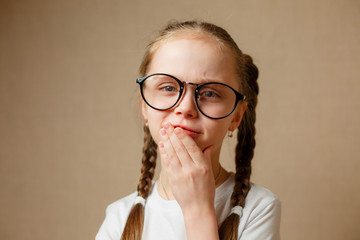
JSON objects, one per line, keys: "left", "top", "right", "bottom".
{"left": 199, "top": 87, "right": 222, "bottom": 99}
{"left": 156, "top": 81, "right": 180, "bottom": 94}
{"left": 200, "top": 90, "right": 220, "bottom": 98}
{"left": 162, "top": 85, "right": 178, "bottom": 92}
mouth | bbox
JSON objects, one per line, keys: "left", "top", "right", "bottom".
{"left": 172, "top": 124, "right": 201, "bottom": 137}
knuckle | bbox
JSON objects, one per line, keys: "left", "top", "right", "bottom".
{"left": 174, "top": 146, "right": 184, "bottom": 154}
{"left": 199, "top": 167, "right": 209, "bottom": 176}
{"left": 185, "top": 166, "right": 209, "bottom": 180}
{"left": 167, "top": 153, "right": 174, "bottom": 160}
{"left": 188, "top": 144, "right": 198, "bottom": 153}
{"left": 186, "top": 170, "right": 196, "bottom": 181}
{"left": 159, "top": 147, "right": 166, "bottom": 154}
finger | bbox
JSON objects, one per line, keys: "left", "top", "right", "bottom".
{"left": 158, "top": 141, "right": 170, "bottom": 168}
{"left": 160, "top": 127, "right": 182, "bottom": 168}
{"left": 165, "top": 125, "right": 193, "bottom": 168}
{"left": 173, "top": 127, "right": 207, "bottom": 167}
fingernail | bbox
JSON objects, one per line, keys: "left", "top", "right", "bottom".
{"left": 174, "top": 128, "right": 181, "bottom": 135}
{"left": 160, "top": 128, "right": 166, "bottom": 136}
{"left": 158, "top": 142, "right": 164, "bottom": 148}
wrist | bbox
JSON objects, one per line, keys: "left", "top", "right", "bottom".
{"left": 183, "top": 205, "right": 219, "bottom": 240}
{"left": 183, "top": 203, "right": 215, "bottom": 217}
{"left": 183, "top": 204, "right": 217, "bottom": 227}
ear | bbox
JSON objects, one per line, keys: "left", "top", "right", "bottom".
{"left": 141, "top": 99, "right": 148, "bottom": 120}
{"left": 229, "top": 102, "right": 247, "bottom": 131}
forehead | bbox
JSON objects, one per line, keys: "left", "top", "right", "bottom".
{"left": 148, "top": 34, "right": 239, "bottom": 88}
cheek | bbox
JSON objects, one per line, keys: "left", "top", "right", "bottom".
{"left": 203, "top": 119, "right": 231, "bottom": 146}
{"left": 144, "top": 109, "right": 167, "bottom": 144}
{"left": 147, "top": 121, "right": 161, "bottom": 144}
{"left": 212, "top": 124, "right": 229, "bottom": 141}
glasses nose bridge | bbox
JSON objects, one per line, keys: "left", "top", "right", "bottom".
{"left": 179, "top": 81, "right": 200, "bottom": 100}
{"left": 175, "top": 81, "right": 199, "bottom": 107}
{"left": 182, "top": 81, "right": 199, "bottom": 87}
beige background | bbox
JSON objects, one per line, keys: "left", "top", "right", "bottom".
{"left": 1, "top": 0, "right": 360, "bottom": 239}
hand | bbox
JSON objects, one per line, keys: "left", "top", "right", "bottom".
{"left": 158, "top": 123, "right": 215, "bottom": 214}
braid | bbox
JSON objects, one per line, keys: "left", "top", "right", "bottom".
{"left": 137, "top": 125, "right": 157, "bottom": 197}
{"left": 219, "top": 54, "right": 259, "bottom": 239}
{"left": 231, "top": 54, "right": 259, "bottom": 207}
{"left": 120, "top": 124, "right": 157, "bottom": 240}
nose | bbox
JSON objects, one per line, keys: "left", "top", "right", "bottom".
{"left": 173, "top": 86, "right": 199, "bottom": 118}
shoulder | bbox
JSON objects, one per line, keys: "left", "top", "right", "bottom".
{"left": 245, "top": 183, "right": 281, "bottom": 220}
{"left": 106, "top": 191, "right": 138, "bottom": 216}
{"left": 247, "top": 183, "right": 281, "bottom": 207}
{"left": 222, "top": 174, "right": 280, "bottom": 209}
{"left": 239, "top": 184, "right": 281, "bottom": 240}
{"left": 96, "top": 192, "right": 137, "bottom": 240}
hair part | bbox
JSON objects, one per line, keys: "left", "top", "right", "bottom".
{"left": 140, "top": 21, "right": 232, "bottom": 77}
{"left": 122, "top": 20, "right": 259, "bottom": 240}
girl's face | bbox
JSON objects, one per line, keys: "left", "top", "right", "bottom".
{"left": 142, "top": 33, "right": 246, "bottom": 158}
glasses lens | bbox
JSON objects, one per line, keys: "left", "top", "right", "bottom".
{"left": 142, "top": 75, "right": 181, "bottom": 110}
{"left": 197, "top": 83, "right": 237, "bottom": 119}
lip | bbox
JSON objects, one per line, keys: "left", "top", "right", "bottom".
{"left": 172, "top": 124, "right": 201, "bottom": 137}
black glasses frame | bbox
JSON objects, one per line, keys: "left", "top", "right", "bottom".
{"left": 136, "top": 73, "right": 246, "bottom": 119}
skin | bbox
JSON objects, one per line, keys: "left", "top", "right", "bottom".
{"left": 141, "top": 32, "right": 247, "bottom": 240}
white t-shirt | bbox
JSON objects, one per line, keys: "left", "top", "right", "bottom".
{"left": 96, "top": 173, "right": 281, "bottom": 240}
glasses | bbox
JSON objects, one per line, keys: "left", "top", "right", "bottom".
{"left": 136, "top": 73, "right": 246, "bottom": 119}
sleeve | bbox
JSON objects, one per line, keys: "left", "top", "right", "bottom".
{"left": 239, "top": 198, "right": 281, "bottom": 240}
{"left": 95, "top": 205, "right": 122, "bottom": 240}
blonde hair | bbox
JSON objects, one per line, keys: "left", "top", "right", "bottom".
{"left": 121, "top": 20, "right": 259, "bottom": 240}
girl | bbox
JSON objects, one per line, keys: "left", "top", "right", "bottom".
{"left": 96, "top": 20, "right": 281, "bottom": 240}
